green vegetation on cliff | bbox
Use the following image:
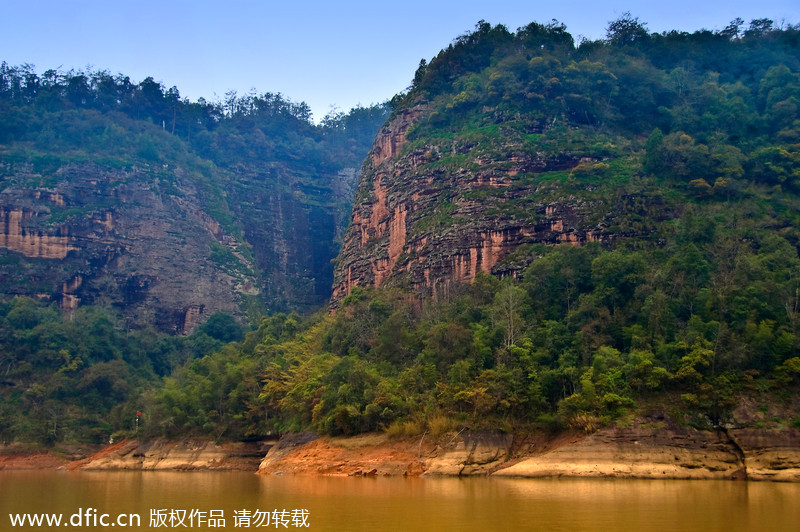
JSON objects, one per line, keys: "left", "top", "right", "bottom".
{"left": 2, "top": 16, "right": 800, "bottom": 445}
{"left": 402, "top": 14, "right": 800, "bottom": 231}
{"left": 0, "top": 65, "right": 389, "bottom": 323}
{"left": 142, "top": 16, "right": 800, "bottom": 441}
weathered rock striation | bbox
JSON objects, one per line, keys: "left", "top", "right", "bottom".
{"left": 255, "top": 424, "right": 800, "bottom": 481}
{"left": 0, "top": 160, "right": 358, "bottom": 332}
{"left": 331, "top": 104, "right": 667, "bottom": 305}
{"left": 68, "top": 438, "right": 268, "bottom": 471}
{"left": 0, "top": 162, "right": 257, "bottom": 332}
{"left": 4, "top": 424, "right": 798, "bottom": 479}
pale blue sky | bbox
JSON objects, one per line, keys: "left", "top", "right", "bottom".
{"left": 2, "top": 0, "right": 798, "bottom": 120}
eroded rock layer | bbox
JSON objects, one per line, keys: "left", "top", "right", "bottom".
{"left": 0, "top": 163, "right": 257, "bottom": 332}
{"left": 0, "top": 154, "right": 360, "bottom": 331}
{"left": 255, "top": 425, "right": 800, "bottom": 481}
{"left": 332, "top": 105, "right": 667, "bottom": 304}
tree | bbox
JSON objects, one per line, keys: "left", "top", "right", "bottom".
{"left": 718, "top": 18, "right": 744, "bottom": 40}
{"left": 493, "top": 279, "right": 530, "bottom": 353}
{"left": 606, "top": 12, "right": 649, "bottom": 45}
{"left": 198, "top": 313, "right": 245, "bottom": 343}
{"left": 744, "top": 18, "right": 774, "bottom": 38}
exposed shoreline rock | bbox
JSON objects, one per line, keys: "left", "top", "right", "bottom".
{"left": 729, "top": 428, "right": 800, "bottom": 481}
{"left": 68, "top": 438, "right": 269, "bottom": 471}
{"left": 0, "top": 438, "right": 269, "bottom": 471}
{"left": 494, "top": 425, "right": 746, "bottom": 480}
{"left": 2, "top": 424, "right": 798, "bottom": 481}
{"left": 258, "top": 432, "right": 427, "bottom": 477}
{"left": 0, "top": 450, "right": 71, "bottom": 470}
{"left": 256, "top": 423, "right": 800, "bottom": 482}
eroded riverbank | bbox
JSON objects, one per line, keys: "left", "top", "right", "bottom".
{"left": 256, "top": 423, "right": 800, "bottom": 481}
{"left": 3, "top": 418, "right": 799, "bottom": 481}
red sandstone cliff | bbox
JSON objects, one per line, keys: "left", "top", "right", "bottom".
{"left": 331, "top": 104, "right": 664, "bottom": 304}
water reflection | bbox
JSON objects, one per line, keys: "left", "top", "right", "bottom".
{"left": 1, "top": 471, "right": 798, "bottom": 531}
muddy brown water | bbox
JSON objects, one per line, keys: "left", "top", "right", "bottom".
{"left": 1, "top": 471, "right": 798, "bottom": 531}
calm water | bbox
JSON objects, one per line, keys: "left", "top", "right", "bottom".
{"left": 1, "top": 471, "right": 798, "bottom": 531}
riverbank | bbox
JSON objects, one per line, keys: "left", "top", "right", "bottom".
{"left": 0, "top": 439, "right": 268, "bottom": 471}
{"left": 2, "top": 416, "right": 798, "bottom": 480}
{"left": 256, "top": 416, "right": 800, "bottom": 481}
{"left": 69, "top": 439, "right": 269, "bottom": 471}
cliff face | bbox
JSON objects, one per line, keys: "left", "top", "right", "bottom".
{"left": 0, "top": 157, "right": 361, "bottom": 331}
{"left": 332, "top": 105, "right": 665, "bottom": 303}
{"left": 0, "top": 151, "right": 362, "bottom": 331}
{"left": 0, "top": 79, "right": 388, "bottom": 331}
{"left": 0, "top": 162, "right": 259, "bottom": 333}
{"left": 225, "top": 166, "right": 358, "bottom": 313}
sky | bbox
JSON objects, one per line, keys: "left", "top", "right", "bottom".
{"left": 2, "top": 0, "right": 798, "bottom": 121}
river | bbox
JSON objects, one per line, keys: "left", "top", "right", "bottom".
{"left": 1, "top": 471, "right": 798, "bottom": 531}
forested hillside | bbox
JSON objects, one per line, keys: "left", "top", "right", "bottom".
{"left": 0, "top": 64, "right": 387, "bottom": 443}
{"left": 335, "top": 15, "right": 800, "bottom": 299}
{"left": 0, "top": 64, "right": 389, "bottom": 330}
{"left": 140, "top": 16, "right": 800, "bottom": 442}
{"left": 2, "top": 15, "right": 800, "bottom": 445}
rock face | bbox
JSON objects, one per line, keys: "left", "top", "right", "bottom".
{"left": 257, "top": 432, "right": 427, "bottom": 477}
{"left": 255, "top": 425, "right": 800, "bottom": 481}
{"left": 495, "top": 425, "right": 745, "bottom": 480}
{"left": 729, "top": 428, "right": 800, "bottom": 481}
{"left": 0, "top": 160, "right": 357, "bottom": 332}
{"left": 69, "top": 438, "right": 267, "bottom": 471}
{"left": 423, "top": 431, "right": 516, "bottom": 476}
{"left": 331, "top": 104, "right": 666, "bottom": 304}
{"left": 0, "top": 162, "right": 257, "bottom": 332}
{"left": 226, "top": 166, "right": 358, "bottom": 313}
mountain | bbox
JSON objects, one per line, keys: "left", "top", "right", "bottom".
{"left": 0, "top": 68, "right": 388, "bottom": 332}
{"left": 3, "top": 16, "right": 800, "bottom": 447}
{"left": 333, "top": 17, "right": 800, "bottom": 305}
{"left": 268, "top": 17, "right": 800, "bottom": 437}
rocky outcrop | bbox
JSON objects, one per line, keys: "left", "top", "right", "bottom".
{"left": 729, "top": 429, "right": 800, "bottom": 481}
{"left": 256, "top": 424, "right": 800, "bottom": 481}
{"left": 423, "top": 431, "right": 516, "bottom": 476}
{"left": 257, "top": 432, "right": 427, "bottom": 476}
{"left": 0, "top": 163, "right": 257, "bottom": 332}
{"left": 495, "top": 425, "right": 746, "bottom": 480}
{"left": 0, "top": 158, "right": 358, "bottom": 331}
{"left": 5, "top": 425, "right": 798, "bottom": 479}
{"left": 69, "top": 439, "right": 268, "bottom": 471}
{"left": 0, "top": 207, "right": 78, "bottom": 259}
{"left": 331, "top": 105, "right": 669, "bottom": 305}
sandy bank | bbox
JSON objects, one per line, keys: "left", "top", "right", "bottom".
{"left": 0, "top": 439, "right": 268, "bottom": 471}
{"left": 0, "top": 450, "right": 71, "bottom": 470}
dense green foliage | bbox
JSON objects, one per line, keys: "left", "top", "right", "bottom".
{"left": 3, "top": 16, "right": 800, "bottom": 445}
{"left": 0, "top": 64, "right": 390, "bottom": 313}
{"left": 404, "top": 16, "right": 799, "bottom": 195}
{"left": 137, "top": 214, "right": 800, "bottom": 439}
{"left": 0, "top": 297, "right": 242, "bottom": 443}
{"left": 135, "top": 16, "right": 800, "bottom": 440}
{"left": 0, "top": 64, "right": 387, "bottom": 170}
